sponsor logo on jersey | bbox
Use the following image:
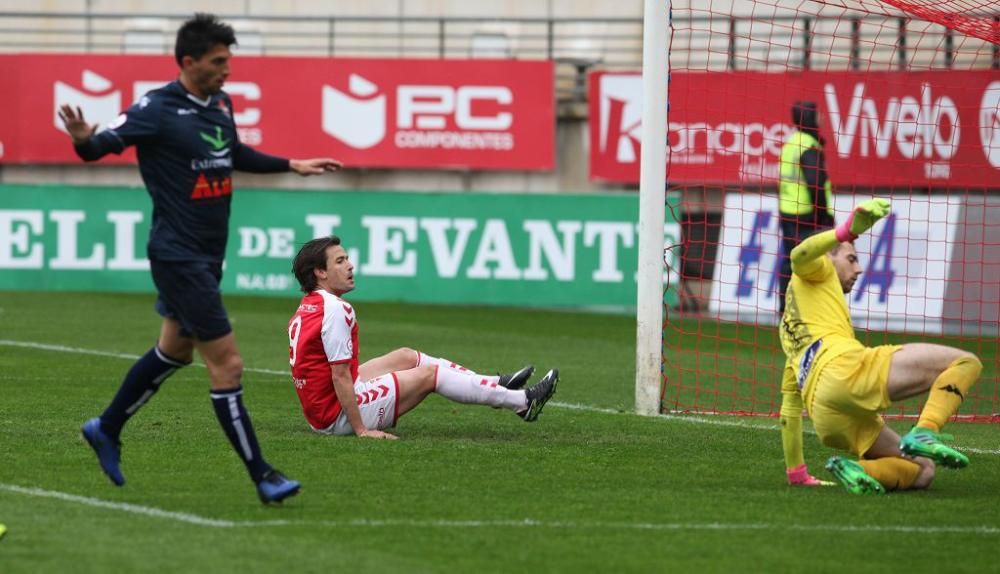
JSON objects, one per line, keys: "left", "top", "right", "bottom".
{"left": 190, "top": 157, "right": 233, "bottom": 170}
{"left": 190, "top": 173, "right": 232, "bottom": 199}
{"left": 199, "top": 126, "right": 231, "bottom": 158}
{"left": 797, "top": 339, "right": 822, "bottom": 390}
{"left": 107, "top": 113, "right": 127, "bottom": 130}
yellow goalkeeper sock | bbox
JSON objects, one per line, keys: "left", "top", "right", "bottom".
{"left": 859, "top": 458, "right": 922, "bottom": 491}
{"left": 917, "top": 356, "right": 982, "bottom": 432}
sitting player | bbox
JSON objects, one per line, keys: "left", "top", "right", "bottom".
{"left": 287, "top": 235, "right": 559, "bottom": 438}
{"left": 779, "top": 199, "right": 981, "bottom": 493}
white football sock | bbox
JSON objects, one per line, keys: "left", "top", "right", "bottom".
{"left": 416, "top": 351, "right": 476, "bottom": 375}
{"left": 433, "top": 366, "right": 527, "bottom": 411}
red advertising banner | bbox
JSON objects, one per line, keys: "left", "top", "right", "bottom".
{"left": 0, "top": 55, "right": 20, "bottom": 163}
{"left": 1, "top": 54, "right": 554, "bottom": 170}
{"left": 590, "top": 70, "right": 1000, "bottom": 187}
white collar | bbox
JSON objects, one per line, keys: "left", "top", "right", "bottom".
{"left": 185, "top": 92, "right": 213, "bottom": 108}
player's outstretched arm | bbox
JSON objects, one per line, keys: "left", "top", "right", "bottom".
{"left": 790, "top": 199, "right": 891, "bottom": 275}
{"left": 290, "top": 158, "right": 344, "bottom": 176}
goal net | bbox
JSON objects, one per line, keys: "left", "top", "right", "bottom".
{"left": 661, "top": 0, "right": 999, "bottom": 421}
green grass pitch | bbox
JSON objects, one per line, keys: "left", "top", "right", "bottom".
{"left": 0, "top": 290, "right": 997, "bottom": 573}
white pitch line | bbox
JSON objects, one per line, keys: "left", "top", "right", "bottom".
{"left": 299, "top": 518, "right": 1000, "bottom": 536}
{"left": 2, "top": 339, "right": 997, "bottom": 454}
{"left": 551, "top": 403, "right": 1000, "bottom": 455}
{"left": 960, "top": 446, "right": 1000, "bottom": 455}
{"left": 0, "top": 339, "right": 287, "bottom": 376}
{"left": 554, "top": 401, "right": 785, "bottom": 430}
{"left": 2, "top": 483, "right": 999, "bottom": 535}
{"left": 0, "top": 340, "right": 141, "bottom": 361}
{"left": 0, "top": 484, "right": 235, "bottom": 527}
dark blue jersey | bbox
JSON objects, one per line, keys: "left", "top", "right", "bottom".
{"left": 74, "top": 80, "right": 289, "bottom": 262}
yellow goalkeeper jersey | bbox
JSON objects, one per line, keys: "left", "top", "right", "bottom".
{"left": 779, "top": 254, "right": 864, "bottom": 402}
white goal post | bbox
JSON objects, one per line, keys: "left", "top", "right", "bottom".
{"left": 635, "top": 0, "right": 670, "bottom": 416}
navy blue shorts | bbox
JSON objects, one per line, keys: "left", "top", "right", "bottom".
{"left": 150, "top": 259, "right": 232, "bottom": 341}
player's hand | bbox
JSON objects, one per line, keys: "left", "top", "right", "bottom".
{"left": 787, "top": 464, "right": 835, "bottom": 486}
{"left": 836, "top": 198, "right": 891, "bottom": 242}
{"left": 357, "top": 429, "right": 397, "bottom": 440}
{"left": 57, "top": 104, "right": 98, "bottom": 145}
{"left": 290, "top": 158, "right": 343, "bottom": 176}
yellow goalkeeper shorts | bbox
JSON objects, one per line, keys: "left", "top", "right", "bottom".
{"left": 807, "top": 344, "right": 902, "bottom": 456}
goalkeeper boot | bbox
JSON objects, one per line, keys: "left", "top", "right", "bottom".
{"left": 499, "top": 364, "right": 534, "bottom": 390}
{"left": 519, "top": 368, "right": 559, "bottom": 422}
{"left": 825, "top": 456, "right": 884, "bottom": 495}
{"left": 900, "top": 427, "right": 969, "bottom": 469}
{"left": 81, "top": 417, "right": 125, "bottom": 486}
{"left": 257, "top": 468, "right": 301, "bottom": 505}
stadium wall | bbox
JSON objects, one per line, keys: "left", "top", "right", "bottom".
{"left": 0, "top": 183, "right": 681, "bottom": 311}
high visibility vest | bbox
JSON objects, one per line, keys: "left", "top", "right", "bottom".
{"left": 779, "top": 131, "right": 834, "bottom": 216}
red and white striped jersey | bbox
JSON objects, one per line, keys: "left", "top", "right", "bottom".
{"left": 287, "top": 289, "right": 360, "bottom": 430}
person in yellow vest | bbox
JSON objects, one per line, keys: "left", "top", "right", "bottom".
{"left": 778, "top": 101, "right": 835, "bottom": 314}
{"left": 779, "top": 199, "right": 980, "bottom": 493}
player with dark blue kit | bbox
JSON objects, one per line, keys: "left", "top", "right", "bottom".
{"left": 59, "top": 13, "right": 342, "bottom": 504}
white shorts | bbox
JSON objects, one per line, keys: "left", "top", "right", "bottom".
{"left": 317, "top": 373, "right": 400, "bottom": 436}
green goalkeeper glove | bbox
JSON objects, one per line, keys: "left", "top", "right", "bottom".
{"left": 835, "top": 198, "right": 891, "bottom": 242}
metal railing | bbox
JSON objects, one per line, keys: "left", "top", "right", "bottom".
{"left": 0, "top": 13, "right": 641, "bottom": 61}
{"left": 1, "top": 12, "right": 996, "bottom": 104}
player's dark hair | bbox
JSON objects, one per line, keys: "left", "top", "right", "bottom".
{"left": 174, "top": 13, "right": 237, "bottom": 67}
{"left": 293, "top": 235, "right": 343, "bottom": 293}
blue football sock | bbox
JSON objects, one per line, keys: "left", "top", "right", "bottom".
{"left": 100, "top": 346, "right": 188, "bottom": 438}
{"left": 210, "top": 386, "right": 270, "bottom": 483}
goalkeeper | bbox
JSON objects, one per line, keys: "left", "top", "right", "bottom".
{"left": 778, "top": 199, "right": 981, "bottom": 494}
